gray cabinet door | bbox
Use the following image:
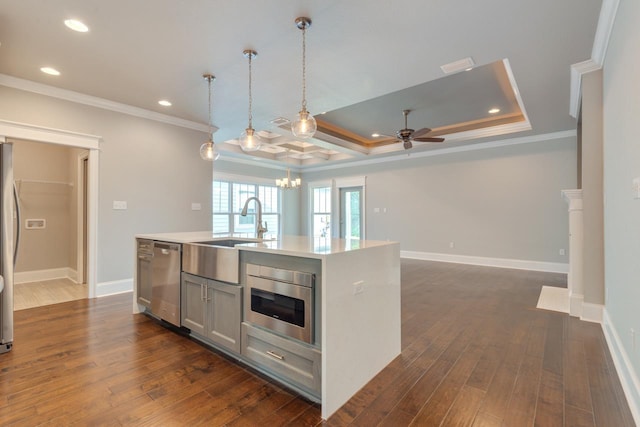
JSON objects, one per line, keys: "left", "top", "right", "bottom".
{"left": 206, "top": 280, "right": 242, "bottom": 353}
{"left": 181, "top": 273, "right": 207, "bottom": 336}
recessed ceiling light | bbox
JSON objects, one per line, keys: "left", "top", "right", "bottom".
{"left": 488, "top": 108, "right": 500, "bottom": 114}
{"left": 64, "top": 19, "right": 89, "bottom": 32}
{"left": 40, "top": 67, "right": 60, "bottom": 76}
{"left": 371, "top": 133, "right": 381, "bottom": 138}
{"left": 158, "top": 100, "right": 172, "bottom": 107}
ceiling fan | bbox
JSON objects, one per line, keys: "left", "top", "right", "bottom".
{"left": 394, "top": 109, "right": 444, "bottom": 150}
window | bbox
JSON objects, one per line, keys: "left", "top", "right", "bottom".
{"left": 311, "top": 186, "right": 331, "bottom": 238}
{"left": 213, "top": 179, "right": 280, "bottom": 237}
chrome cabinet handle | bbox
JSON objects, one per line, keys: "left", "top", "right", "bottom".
{"left": 266, "top": 350, "right": 284, "bottom": 361}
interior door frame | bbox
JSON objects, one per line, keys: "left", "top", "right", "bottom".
{"left": 0, "top": 120, "right": 100, "bottom": 298}
{"left": 77, "top": 153, "right": 89, "bottom": 285}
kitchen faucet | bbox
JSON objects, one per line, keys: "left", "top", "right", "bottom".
{"left": 241, "top": 197, "right": 268, "bottom": 239}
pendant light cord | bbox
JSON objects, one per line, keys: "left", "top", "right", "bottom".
{"left": 207, "top": 77, "right": 213, "bottom": 140}
{"left": 301, "top": 24, "right": 307, "bottom": 111}
{"left": 248, "top": 52, "right": 253, "bottom": 129}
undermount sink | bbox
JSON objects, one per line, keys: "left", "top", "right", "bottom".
{"left": 193, "top": 239, "right": 258, "bottom": 247}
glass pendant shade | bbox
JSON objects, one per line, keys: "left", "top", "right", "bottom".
{"left": 200, "top": 140, "right": 219, "bottom": 161}
{"left": 291, "top": 109, "right": 317, "bottom": 139}
{"left": 239, "top": 127, "right": 262, "bottom": 152}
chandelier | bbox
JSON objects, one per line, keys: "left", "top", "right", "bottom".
{"left": 276, "top": 169, "right": 301, "bottom": 190}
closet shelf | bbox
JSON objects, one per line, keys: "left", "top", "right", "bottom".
{"left": 16, "top": 179, "right": 73, "bottom": 187}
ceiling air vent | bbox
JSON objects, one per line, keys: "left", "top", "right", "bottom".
{"left": 440, "top": 57, "right": 475, "bottom": 74}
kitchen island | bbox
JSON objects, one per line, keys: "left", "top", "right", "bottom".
{"left": 133, "top": 232, "right": 401, "bottom": 419}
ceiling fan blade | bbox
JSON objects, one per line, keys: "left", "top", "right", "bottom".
{"left": 411, "top": 128, "right": 432, "bottom": 138}
{"left": 412, "top": 137, "right": 445, "bottom": 143}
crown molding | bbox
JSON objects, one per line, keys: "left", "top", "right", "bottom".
{"left": 569, "top": 0, "right": 620, "bottom": 118}
{"left": 569, "top": 59, "right": 602, "bottom": 118}
{"left": 219, "top": 130, "right": 576, "bottom": 173}
{"left": 304, "top": 130, "right": 576, "bottom": 173}
{"left": 592, "top": 0, "right": 621, "bottom": 65}
{"left": 0, "top": 73, "right": 211, "bottom": 133}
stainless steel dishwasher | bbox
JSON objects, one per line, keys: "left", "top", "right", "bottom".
{"left": 151, "top": 241, "right": 181, "bottom": 326}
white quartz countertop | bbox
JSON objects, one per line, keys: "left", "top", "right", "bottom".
{"left": 135, "top": 231, "right": 270, "bottom": 244}
{"left": 135, "top": 232, "right": 397, "bottom": 257}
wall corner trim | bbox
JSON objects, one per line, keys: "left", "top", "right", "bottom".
{"left": 96, "top": 278, "right": 133, "bottom": 297}
{"left": 400, "top": 250, "right": 569, "bottom": 274}
{"left": 602, "top": 309, "right": 640, "bottom": 425}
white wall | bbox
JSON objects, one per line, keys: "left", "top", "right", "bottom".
{"left": 302, "top": 136, "right": 576, "bottom": 266}
{"left": 0, "top": 86, "right": 213, "bottom": 284}
{"left": 602, "top": 0, "right": 640, "bottom": 415}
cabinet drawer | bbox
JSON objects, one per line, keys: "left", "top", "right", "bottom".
{"left": 241, "top": 322, "right": 321, "bottom": 395}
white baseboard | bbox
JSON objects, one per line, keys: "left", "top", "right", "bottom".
{"left": 96, "top": 278, "right": 133, "bottom": 297}
{"left": 400, "top": 250, "right": 569, "bottom": 274}
{"left": 15, "top": 267, "right": 78, "bottom": 284}
{"left": 602, "top": 309, "right": 640, "bottom": 425}
{"left": 581, "top": 302, "right": 604, "bottom": 323}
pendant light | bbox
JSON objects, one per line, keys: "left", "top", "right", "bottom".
{"left": 239, "top": 49, "right": 263, "bottom": 152}
{"left": 200, "top": 73, "right": 220, "bottom": 161}
{"left": 291, "top": 17, "right": 316, "bottom": 139}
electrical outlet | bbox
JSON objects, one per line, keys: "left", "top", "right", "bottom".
{"left": 113, "top": 200, "right": 127, "bottom": 210}
{"left": 449, "top": 242, "right": 455, "bottom": 249}
{"left": 191, "top": 203, "right": 202, "bottom": 211}
{"left": 559, "top": 248, "right": 566, "bottom": 256}
{"left": 353, "top": 280, "right": 364, "bottom": 295}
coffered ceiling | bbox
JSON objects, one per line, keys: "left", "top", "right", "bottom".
{"left": 0, "top": 0, "right": 602, "bottom": 168}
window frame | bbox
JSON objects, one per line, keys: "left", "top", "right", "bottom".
{"left": 213, "top": 173, "right": 282, "bottom": 237}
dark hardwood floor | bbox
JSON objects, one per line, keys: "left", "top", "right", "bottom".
{"left": 0, "top": 260, "right": 634, "bottom": 426}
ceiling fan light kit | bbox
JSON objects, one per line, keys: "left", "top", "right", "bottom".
{"left": 200, "top": 73, "right": 220, "bottom": 161}
{"left": 395, "top": 109, "right": 445, "bottom": 150}
{"left": 291, "top": 17, "right": 317, "bottom": 139}
{"left": 239, "top": 49, "right": 263, "bottom": 152}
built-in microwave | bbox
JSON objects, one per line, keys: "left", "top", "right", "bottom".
{"left": 244, "top": 263, "right": 315, "bottom": 344}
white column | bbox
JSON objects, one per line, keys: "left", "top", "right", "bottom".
{"left": 562, "top": 189, "right": 584, "bottom": 317}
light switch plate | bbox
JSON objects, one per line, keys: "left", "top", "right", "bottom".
{"left": 633, "top": 177, "right": 640, "bottom": 199}
{"left": 113, "top": 200, "right": 127, "bottom": 210}
{"left": 191, "top": 203, "right": 202, "bottom": 211}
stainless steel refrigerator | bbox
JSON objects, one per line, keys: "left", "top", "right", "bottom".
{"left": 0, "top": 142, "right": 17, "bottom": 354}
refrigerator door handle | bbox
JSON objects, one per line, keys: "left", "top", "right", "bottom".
{"left": 12, "top": 182, "right": 20, "bottom": 267}
{"left": 0, "top": 275, "right": 4, "bottom": 294}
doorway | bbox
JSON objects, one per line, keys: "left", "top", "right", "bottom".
{"left": 11, "top": 140, "right": 90, "bottom": 310}
{"left": 339, "top": 186, "right": 364, "bottom": 239}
